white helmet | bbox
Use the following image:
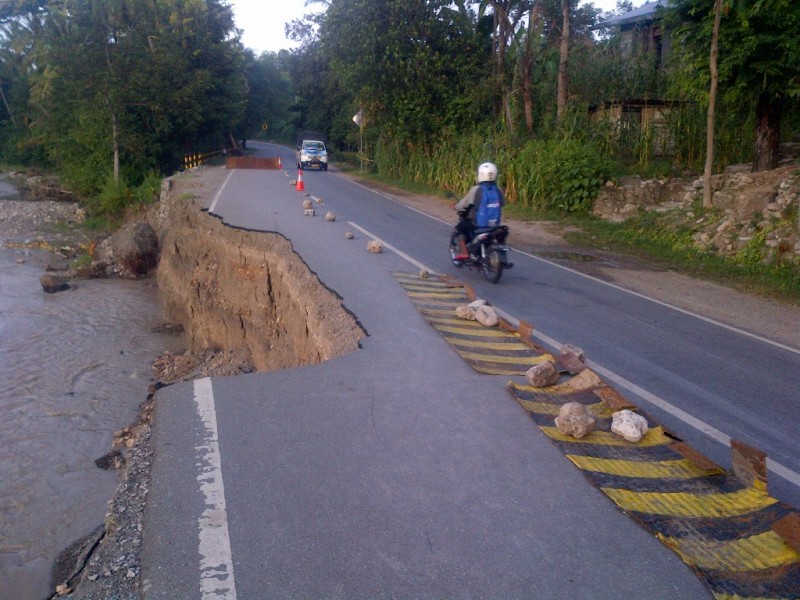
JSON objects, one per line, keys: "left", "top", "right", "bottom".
{"left": 477, "top": 162, "right": 498, "bottom": 183}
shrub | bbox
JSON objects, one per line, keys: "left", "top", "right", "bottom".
{"left": 510, "top": 138, "right": 614, "bottom": 213}
{"left": 133, "top": 172, "right": 163, "bottom": 205}
{"left": 91, "top": 175, "right": 132, "bottom": 216}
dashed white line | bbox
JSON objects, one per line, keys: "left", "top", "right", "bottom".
{"left": 347, "top": 221, "right": 436, "bottom": 275}
{"left": 194, "top": 378, "right": 238, "bottom": 599}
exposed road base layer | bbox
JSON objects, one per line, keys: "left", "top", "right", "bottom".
{"left": 393, "top": 271, "right": 800, "bottom": 600}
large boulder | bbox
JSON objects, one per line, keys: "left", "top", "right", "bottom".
{"left": 525, "top": 361, "right": 560, "bottom": 387}
{"left": 40, "top": 273, "right": 70, "bottom": 293}
{"left": 103, "top": 221, "right": 159, "bottom": 277}
{"left": 455, "top": 304, "right": 477, "bottom": 320}
{"left": 474, "top": 304, "right": 498, "bottom": 327}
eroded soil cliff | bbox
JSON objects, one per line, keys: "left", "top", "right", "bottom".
{"left": 149, "top": 169, "right": 365, "bottom": 377}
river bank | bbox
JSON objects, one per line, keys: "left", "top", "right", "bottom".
{"left": 0, "top": 180, "right": 184, "bottom": 600}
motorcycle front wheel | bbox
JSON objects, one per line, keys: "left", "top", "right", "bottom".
{"left": 482, "top": 245, "right": 504, "bottom": 283}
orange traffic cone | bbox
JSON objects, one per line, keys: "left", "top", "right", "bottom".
{"left": 296, "top": 169, "right": 305, "bottom": 191}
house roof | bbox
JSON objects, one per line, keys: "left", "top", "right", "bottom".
{"left": 595, "top": 0, "right": 670, "bottom": 29}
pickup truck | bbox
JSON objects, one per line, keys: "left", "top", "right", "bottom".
{"left": 296, "top": 138, "right": 328, "bottom": 171}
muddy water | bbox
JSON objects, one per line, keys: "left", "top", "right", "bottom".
{"left": 0, "top": 246, "right": 183, "bottom": 600}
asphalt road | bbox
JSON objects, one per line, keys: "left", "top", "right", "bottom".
{"left": 257, "top": 142, "right": 800, "bottom": 507}
{"left": 142, "top": 141, "right": 798, "bottom": 598}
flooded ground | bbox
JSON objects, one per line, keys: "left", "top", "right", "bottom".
{"left": 0, "top": 188, "right": 183, "bottom": 599}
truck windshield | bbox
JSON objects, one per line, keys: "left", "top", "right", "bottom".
{"left": 304, "top": 142, "right": 325, "bottom": 151}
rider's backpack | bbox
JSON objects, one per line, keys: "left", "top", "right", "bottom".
{"left": 475, "top": 182, "right": 502, "bottom": 227}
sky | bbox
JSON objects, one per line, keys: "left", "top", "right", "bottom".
{"left": 228, "top": 0, "right": 623, "bottom": 55}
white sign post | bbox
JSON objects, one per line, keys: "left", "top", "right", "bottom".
{"left": 352, "top": 110, "right": 364, "bottom": 172}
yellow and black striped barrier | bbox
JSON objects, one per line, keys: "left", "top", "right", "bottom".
{"left": 393, "top": 272, "right": 555, "bottom": 376}
{"left": 182, "top": 149, "right": 228, "bottom": 171}
{"left": 393, "top": 271, "right": 800, "bottom": 599}
{"left": 507, "top": 375, "right": 800, "bottom": 600}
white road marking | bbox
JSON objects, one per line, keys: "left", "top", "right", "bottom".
{"left": 335, "top": 174, "right": 401, "bottom": 203}
{"left": 347, "top": 221, "right": 436, "bottom": 275}
{"left": 208, "top": 170, "right": 236, "bottom": 214}
{"left": 513, "top": 247, "right": 800, "bottom": 356}
{"left": 194, "top": 378, "right": 238, "bottom": 599}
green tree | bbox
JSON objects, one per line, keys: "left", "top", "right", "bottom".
{"left": 319, "top": 0, "right": 485, "bottom": 146}
{"left": 22, "top": 0, "right": 246, "bottom": 196}
{"left": 239, "top": 50, "right": 294, "bottom": 140}
{"left": 479, "top": 1, "right": 534, "bottom": 131}
{"left": 670, "top": 0, "right": 800, "bottom": 171}
{"left": 0, "top": 6, "right": 50, "bottom": 164}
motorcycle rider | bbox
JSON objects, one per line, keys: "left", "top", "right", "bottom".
{"left": 453, "top": 162, "right": 505, "bottom": 261}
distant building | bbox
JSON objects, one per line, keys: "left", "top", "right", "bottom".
{"left": 596, "top": 0, "right": 672, "bottom": 70}
{"left": 589, "top": 99, "right": 686, "bottom": 158}
{"left": 592, "top": 1, "right": 683, "bottom": 159}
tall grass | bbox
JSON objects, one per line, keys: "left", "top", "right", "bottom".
{"left": 367, "top": 99, "right": 759, "bottom": 216}
{"left": 373, "top": 127, "right": 511, "bottom": 196}
{"left": 372, "top": 125, "right": 612, "bottom": 214}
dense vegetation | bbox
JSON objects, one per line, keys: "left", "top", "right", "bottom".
{"left": 0, "top": 0, "right": 798, "bottom": 217}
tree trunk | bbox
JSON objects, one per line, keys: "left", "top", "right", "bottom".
{"left": 503, "top": 87, "right": 515, "bottom": 133}
{"left": 111, "top": 111, "right": 120, "bottom": 183}
{"left": 753, "top": 91, "right": 782, "bottom": 172}
{"left": 556, "top": 0, "right": 570, "bottom": 124}
{"left": 0, "top": 85, "right": 17, "bottom": 127}
{"left": 522, "top": 71, "right": 533, "bottom": 132}
{"left": 521, "top": 2, "right": 542, "bottom": 133}
{"left": 103, "top": 42, "right": 120, "bottom": 183}
{"left": 703, "top": 0, "right": 722, "bottom": 208}
{"left": 494, "top": 5, "right": 512, "bottom": 130}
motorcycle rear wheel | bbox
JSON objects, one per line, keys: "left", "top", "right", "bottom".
{"left": 482, "top": 245, "right": 504, "bottom": 283}
{"left": 449, "top": 232, "right": 464, "bottom": 268}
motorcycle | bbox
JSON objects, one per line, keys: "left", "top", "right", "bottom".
{"left": 449, "top": 210, "right": 513, "bottom": 284}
